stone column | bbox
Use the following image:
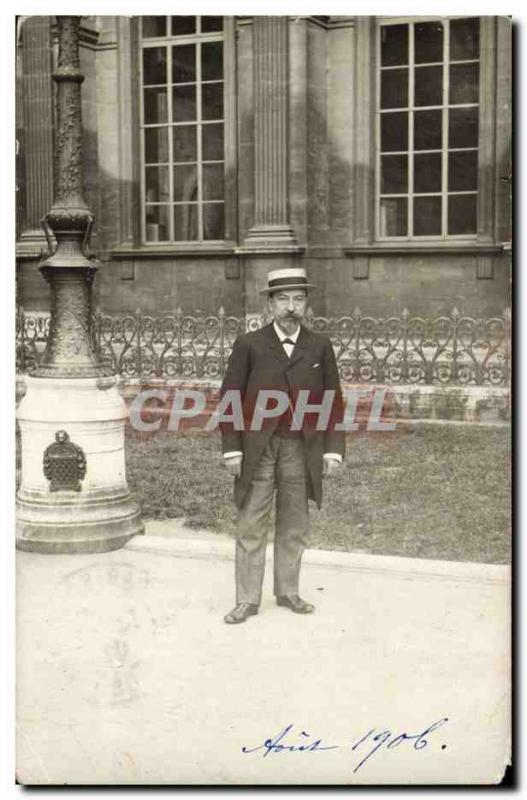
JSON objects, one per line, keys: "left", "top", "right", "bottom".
{"left": 244, "top": 16, "right": 298, "bottom": 250}
{"left": 19, "top": 16, "right": 54, "bottom": 251}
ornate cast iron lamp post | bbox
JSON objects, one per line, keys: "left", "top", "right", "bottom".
{"left": 16, "top": 17, "right": 143, "bottom": 552}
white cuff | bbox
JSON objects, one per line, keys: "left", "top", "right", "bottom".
{"left": 323, "top": 453, "right": 343, "bottom": 463}
{"left": 223, "top": 451, "right": 243, "bottom": 459}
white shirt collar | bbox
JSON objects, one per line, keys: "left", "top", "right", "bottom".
{"left": 273, "top": 321, "right": 301, "bottom": 343}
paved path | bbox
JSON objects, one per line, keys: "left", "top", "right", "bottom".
{"left": 17, "top": 523, "right": 510, "bottom": 785}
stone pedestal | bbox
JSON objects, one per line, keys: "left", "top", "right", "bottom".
{"left": 16, "top": 16, "right": 143, "bottom": 554}
{"left": 16, "top": 376, "right": 144, "bottom": 553}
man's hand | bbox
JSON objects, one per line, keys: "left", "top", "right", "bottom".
{"left": 224, "top": 455, "right": 243, "bottom": 478}
{"left": 323, "top": 456, "right": 341, "bottom": 478}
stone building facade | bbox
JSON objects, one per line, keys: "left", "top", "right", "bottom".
{"left": 16, "top": 15, "right": 512, "bottom": 318}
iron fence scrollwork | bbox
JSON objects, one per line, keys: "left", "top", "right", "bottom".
{"left": 17, "top": 306, "right": 511, "bottom": 387}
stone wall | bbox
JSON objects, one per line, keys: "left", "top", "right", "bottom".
{"left": 16, "top": 15, "right": 512, "bottom": 320}
{"left": 16, "top": 248, "right": 512, "bottom": 318}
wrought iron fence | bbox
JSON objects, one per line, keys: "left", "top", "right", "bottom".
{"left": 16, "top": 306, "right": 511, "bottom": 386}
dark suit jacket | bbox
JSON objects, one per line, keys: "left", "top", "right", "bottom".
{"left": 219, "top": 322, "right": 345, "bottom": 509}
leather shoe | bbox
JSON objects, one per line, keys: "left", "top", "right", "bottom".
{"left": 224, "top": 602, "right": 259, "bottom": 624}
{"left": 276, "top": 594, "right": 315, "bottom": 614}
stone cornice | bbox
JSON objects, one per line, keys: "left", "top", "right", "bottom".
{"left": 344, "top": 243, "right": 506, "bottom": 256}
{"left": 235, "top": 16, "right": 355, "bottom": 30}
{"left": 28, "top": 242, "right": 507, "bottom": 262}
{"left": 107, "top": 244, "right": 308, "bottom": 259}
{"left": 235, "top": 245, "right": 305, "bottom": 256}
{"left": 108, "top": 245, "right": 238, "bottom": 259}
{"left": 327, "top": 16, "right": 356, "bottom": 29}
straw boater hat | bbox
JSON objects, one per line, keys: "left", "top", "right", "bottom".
{"left": 259, "top": 267, "right": 316, "bottom": 295}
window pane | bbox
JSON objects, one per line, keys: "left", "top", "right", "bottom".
{"left": 414, "top": 21, "right": 444, "bottom": 64}
{"left": 171, "top": 16, "right": 196, "bottom": 36}
{"left": 381, "top": 25, "right": 408, "bottom": 67}
{"left": 144, "top": 128, "right": 168, "bottom": 163}
{"left": 448, "top": 194, "right": 477, "bottom": 234}
{"left": 142, "top": 17, "right": 166, "bottom": 38}
{"left": 143, "top": 47, "right": 167, "bottom": 85}
{"left": 203, "top": 164, "right": 224, "bottom": 200}
{"left": 377, "top": 18, "right": 481, "bottom": 242}
{"left": 414, "top": 196, "right": 442, "bottom": 235}
{"left": 449, "top": 63, "right": 479, "bottom": 104}
{"left": 414, "top": 66, "right": 443, "bottom": 107}
{"left": 143, "top": 88, "right": 168, "bottom": 124}
{"left": 145, "top": 166, "right": 169, "bottom": 202}
{"left": 174, "top": 204, "right": 198, "bottom": 241}
{"left": 173, "top": 125, "right": 197, "bottom": 162}
{"left": 202, "top": 83, "right": 223, "bottom": 120}
{"left": 202, "top": 123, "right": 224, "bottom": 160}
{"left": 380, "top": 197, "right": 407, "bottom": 236}
{"left": 141, "top": 15, "right": 226, "bottom": 244}
{"left": 173, "top": 164, "right": 198, "bottom": 202}
{"left": 201, "top": 16, "right": 223, "bottom": 33}
{"left": 202, "top": 42, "right": 223, "bottom": 81}
{"left": 381, "top": 155, "right": 408, "bottom": 194}
{"left": 448, "top": 151, "right": 478, "bottom": 192}
{"left": 380, "top": 112, "right": 408, "bottom": 152}
{"left": 450, "top": 18, "right": 479, "bottom": 61}
{"left": 414, "top": 153, "right": 442, "bottom": 193}
{"left": 172, "top": 44, "right": 196, "bottom": 83}
{"left": 145, "top": 205, "right": 169, "bottom": 241}
{"left": 414, "top": 109, "right": 442, "bottom": 150}
{"left": 172, "top": 85, "right": 196, "bottom": 122}
{"left": 203, "top": 203, "right": 224, "bottom": 239}
{"left": 380, "top": 69, "right": 408, "bottom": 110}
{"left": 448, "top": 107, "right": 479, "bottom": 148}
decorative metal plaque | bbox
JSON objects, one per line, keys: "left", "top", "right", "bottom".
{"left": 43, "top": 430, "right": 87, "bottom": 492}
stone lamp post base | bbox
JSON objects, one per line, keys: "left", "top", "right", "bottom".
{"left": 16, "top": 376, "right": 144, "bottom": 554}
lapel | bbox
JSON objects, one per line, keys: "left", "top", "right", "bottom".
{"left": 264, "top": 322, "right": 311, "bottom": 370}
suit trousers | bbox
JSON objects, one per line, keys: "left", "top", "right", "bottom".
{"left": 235, "top": 434, "right": 310, "bottom": 605}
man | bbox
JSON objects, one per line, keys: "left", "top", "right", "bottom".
{"left": 220, "top": 267, "right": 345, "bottom": 624}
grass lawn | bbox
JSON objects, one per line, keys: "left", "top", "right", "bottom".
{"left": 126, "top": 423, "right": 511, "bottom": 565}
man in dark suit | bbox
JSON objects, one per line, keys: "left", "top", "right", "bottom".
{"left": 220, "top": 268, "right": 345, "bottom": 624}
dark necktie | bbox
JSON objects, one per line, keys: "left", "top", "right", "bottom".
{"left": 280, "top": 340, "right": 296, "bottom": 430}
